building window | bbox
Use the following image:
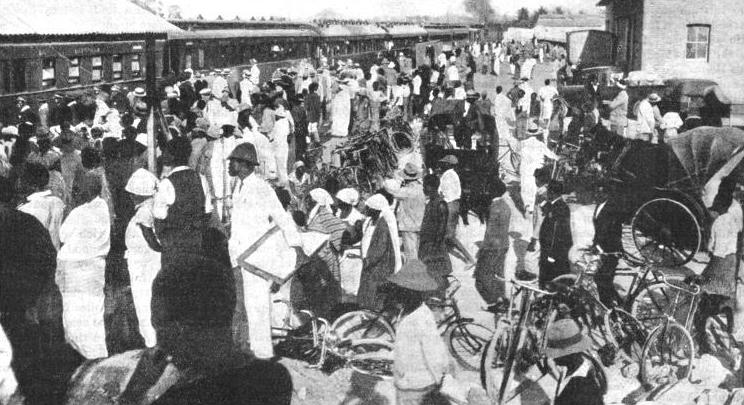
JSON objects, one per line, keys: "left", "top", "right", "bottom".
{"left": 68, "top": 57, "right": 80, "bottom": 84}
{"left": 112, "top": 55, "right": 122, "bottom": 79}
{"left": 91, "top": 56, "right": 103, "bottom": 82}
{"left": 42, "top": 58, "right": 56, "bottom": 88}
{"left": 686, "top": 25, "right": 710, "bottom": 60}
{"left": 131, "top": 54, "right": 141, "bottom": 77}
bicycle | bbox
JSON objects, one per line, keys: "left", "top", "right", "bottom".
{"left": 326, "top": 275, "right": 494, "bottom": 371}
{"left": 479, "top": 277, "right": 562, "bottom": 405}
{"left": 639, "top": 274, "right": 701, "bottom": 391}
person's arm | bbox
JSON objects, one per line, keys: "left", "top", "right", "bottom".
{"left": 138, "top": 224, "right": 163, "bottom": 252}
{"left": 420, "top": 315, "right": 452, "bottom": 380}
{"left": 199, "top": 174, "right": 214, "bottom": 214}
{"left": 0, "top": 324, "right": 18, "bottom": 403}
{"left": 152, "top": 179, "right": 175, "bottom": 220}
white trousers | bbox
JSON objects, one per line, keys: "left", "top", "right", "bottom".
{"left": 127, "top": 256, "right": 160, "bottom": 348}
{"left": 241, "top": 270, "right": 274, "bottom": 359}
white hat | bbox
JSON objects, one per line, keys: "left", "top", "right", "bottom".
{"left": 134, "top": 87, "right": 146, "bottom": 97}
{"left": 388, "top": 62, "right": 396, "bottom": 69}
{"left": 336, "top": 188, "right": 359, "bottom": 205}
{"left": 310, "top": 188, "right": 334, "bottom": 207}
{"left": 449, "top": 56, "right": 456, "bottom": 63}
{"left": 125, "top": 168, "right": 158, "bottom": 196}
{"left": 199, "top": 88, "right": 212, "bottom": 96}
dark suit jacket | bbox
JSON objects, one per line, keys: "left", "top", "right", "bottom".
{"left": 555, "top": 362, "right": 605, "bottom": 405}
{"left": 179, "top": 81, "right": 197, "bottom": 110}
{"left": 539, "top": 198, "right": 572, "bottom": 261}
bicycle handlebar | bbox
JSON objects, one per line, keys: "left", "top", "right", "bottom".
{"left": 493, "top": 274, "right": 556, "bottom": 296}
{"left": 659, "top": 272, "right": 702, "bottom": 296}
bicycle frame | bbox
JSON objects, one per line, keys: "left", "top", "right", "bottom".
{"left": 498, "top": 279, "right": 558, "bottom": 405}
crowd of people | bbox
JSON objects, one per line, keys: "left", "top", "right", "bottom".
{"left": 2, "top": 32, "right": 740, "bottom": 405}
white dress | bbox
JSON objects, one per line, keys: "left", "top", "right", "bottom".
{"left": 330, "top": 87, "right": 351, "bottom": 137}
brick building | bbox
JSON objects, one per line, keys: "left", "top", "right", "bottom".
{"left": 599, "top": 0, "right": 744, "bottom": 104}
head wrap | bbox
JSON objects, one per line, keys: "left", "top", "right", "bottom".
{"left": 308, "top": 188, "right": 334, "bottom": 223}
{"left": 335, "top": 188, "right": 360, "bottom": 205}
{"left": 362, "top": 194, "right": 402, "bottom": 272}
{"left": 125, "top": 168, "right": 159, "bottom": 197}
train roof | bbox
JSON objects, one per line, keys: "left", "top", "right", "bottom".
{"left": 316, "top": 24, "right": 387, "bottom": 39}
{"left": 169, "top": 28, "right": 318, "bottom": 40}
{"left": 382, "top": 25, "right": 429, "bottom": 38}
{"left": 424, "top": 27, "right": 471, "bottom": 36}
{"left": 0, "top": 0, "right": 180, "bottom": 39}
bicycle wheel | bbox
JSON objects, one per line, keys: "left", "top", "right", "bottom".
{"left": 631, "top": 281, "right": 693, "bottom": 330}
{"left": 479, "top": 322, "right": 512, "bottom": 402}
{"left": 640, "top": 322, "right": 695, "bottom": 388}
{"left": 603, "top": 307, "right": 647, "bottom": 363}
{"left": 445, "top": 321, "right": 493, "bottom": 371}
{"left": 328, "top": 310, "right": 395, "bottom": 358}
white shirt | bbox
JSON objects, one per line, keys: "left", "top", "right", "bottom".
{"left": 228, "top": 173, "right": 301, "bottom": 267}
{"left": 239, "top": 79, "right": 254, "bottom": 106}
{"left": 18, "top": 190, "right": 65, "bottom": 251}
{"left": 520, "top": 137, "right": 558, "bottom": 171}
{"left": 125, "top": 199, "right": 160, "bottom": 262}
{"left": 637, "top": 99, "right": 656, "bottom": 134}
{"left": 556, "top": 357, "right": 592, "bottom": 397}
{"left": 454, "top": 87, "right": 466, "bottom": 100}
{"left": 709, "top": 201, "right": 744, "bottom": 257}
{"left": 492, "top": 94, "right": 514, "bottom": 121}
{"left": 58, "top": 197, "right": 111, "bottom": 261}
{"left": 412, "top": 75, "right": 422, "bottom": 96}
{"left": 0, "top": 325, "right": 17, "bottom": 404}
{"left": 249, "top": 66, "right": 261, "bottom": 86}
{"left": 211, "top": 76, "right": 228, "bottom": 96}
{"left": 538, "top": 85, "right": 558, "bottom": 104}
{"left": 152, "top": 166, "right": 213, "bottom": 220}
{"left": 446, "top": 65, "right": 459, "bottom": 81}
{"left": 439, "top": 169, "right": 461, "bottom": 203}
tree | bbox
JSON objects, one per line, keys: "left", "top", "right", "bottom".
{"left": 554, "top": 6, "right": 565, "bottom": 15}
{"left": 463, "top": 0, "right": 496, "bottom": 23}
{"left": 516, "top": 7, "right": 530, "bottom": 22}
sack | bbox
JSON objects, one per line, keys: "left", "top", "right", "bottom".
{"left": 440, "top": 374, "right": 469, "bottom": 405}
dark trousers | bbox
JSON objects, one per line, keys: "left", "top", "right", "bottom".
{"left": 538, "top": 253, "right": 569, "bottom": 287}
{"left": 475, "top": 247, "right": 508, "bottom": 304}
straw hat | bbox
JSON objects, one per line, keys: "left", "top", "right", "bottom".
{"left": 648, "top": 93, "right": 661, "bottom": 103}
{"left": 387, "top": 260, "right": 438, "bottom": 292}
{"left": 545, "top": 319, "right": 591, "bottom": 359}
{"left": 526, "top": 120, "right": 542, "bottom": 136}
{"left": 133, "top": 88, "right": 146, "bottom": 97}
{"left": 199, "top": 88, "right": 212, "bottom": 96}
{"left": 401, "top": 162, "right": 422, "bottom": 180}
{"left": 125, "top": 168, "right": 159, "bottom": 197}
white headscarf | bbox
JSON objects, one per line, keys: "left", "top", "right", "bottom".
{"left": 308, "top": 188, "right": 334, "bottom": 223}
{"left": 363, "top": 194, "right": 402, "bottom": 273}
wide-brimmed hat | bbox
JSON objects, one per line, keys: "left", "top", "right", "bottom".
{"left": 250, "top": 58, "right": 258, "bottom": 65}
{"left": 615, "top": 79, "right": 628, "bottom": 89}
{"left": 222, "top": 68, "right": 231, "bottom": 75}
{"left": 439, "top": 155, "right": 458, "bottom": 165}
{"left": 336, "top": 188, "right": 360, "bottom": 205}
{"left": 236, "top": 103, "right": 252, "bottom": 114}
{"left": 133, "top": 87, "right": 146, "bottom": 97}
{"left": 387, "top": 259, "right": 438, "bottom": 292}
{"left": 199, "top": 88, "right": 212, "bottom": 96}
{"left": 648, "top": 93, "right": 661, "bottom": 103}
{"left": 401, "top": 162, "right": 422, "bottom": 179}
{"left": 125, "top": 168, "right": 159, "bottom": 196}
{"left": 465, "top": 89, "right": 479, "bottom": 100}
{"left": 545, "top": 319, "right": 591, "bottom": 359}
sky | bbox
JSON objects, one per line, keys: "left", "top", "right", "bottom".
{"left": 167, "top": 0, "right": 603, "bottom": 20}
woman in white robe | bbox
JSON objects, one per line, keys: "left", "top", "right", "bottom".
{"left": 56, "top": 173, "right": 110, "bottom": 359}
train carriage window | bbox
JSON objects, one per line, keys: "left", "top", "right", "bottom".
{"left": 91, "top": 56, "right": 103, "bottom": 82}
{"left": 68, "top": 58, "right": 80, "bottom": 85}
{"left": 185, "top": 54, "right": 192, "bottom": 70}
{"left": 112, "top": 55, "right": 123, "bottom": 79}
{"left": 198, "top": 49, "right": 204, "bottom": 68}
{"left": 131, "top": 54, "right": 141, "bottom": 78}
{"left": 42, "top": 58, "right": 56, "bottom": 88}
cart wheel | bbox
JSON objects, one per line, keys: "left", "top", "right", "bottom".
{"left": 631, "top": 198, "right": 701, "bottom": 267}
{"left": 593, "top": 200, "right": 644, "bottom": 266}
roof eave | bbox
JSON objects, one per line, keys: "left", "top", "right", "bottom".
{"left": 597, "top": 0, "right": 611, "bottom": 6}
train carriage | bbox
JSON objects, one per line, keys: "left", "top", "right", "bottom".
{"left": 166, "top": 28, "right": 318, "bottom": 85}
{"left": 0, "top": 0, "right": 177, "bottom": 123}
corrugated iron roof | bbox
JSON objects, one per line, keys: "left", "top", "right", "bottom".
{"left": 383, "top": 25, "right": 428, "bottom": 38}
{"left": 535, "top": 26, "right": 606, "bottom": 43}
{"left": 0, "top": 0, "right": 181, "bottom": 37}
{"left": 169, "top": 29, "right": 318, "bottom": 40}
{"left": 535, "top": 14, "right": 605, "bottom": 28}
{"left": 318, "top": 25, "right": 386, "bottom": 38}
